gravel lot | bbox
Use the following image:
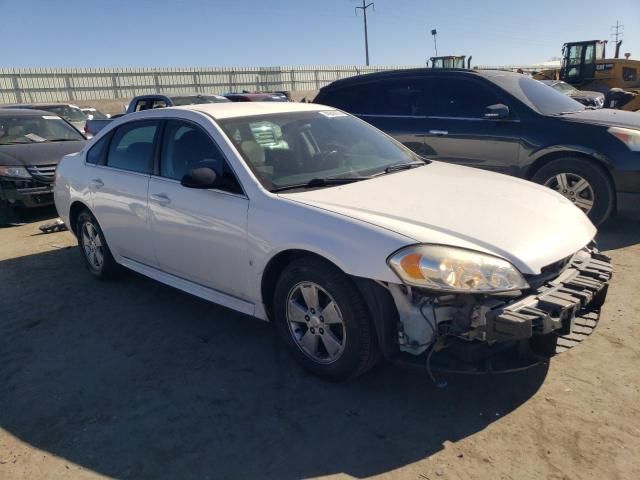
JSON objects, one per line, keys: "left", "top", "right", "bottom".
{"left": 1, "top": 206, "right": 639, "bottom": 480}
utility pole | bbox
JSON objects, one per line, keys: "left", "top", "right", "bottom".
{"left": 355, "top": 1, "right": 374, "bottom": 66}
{"left": 611, "top": 20, "right": 624, "bottom": 45}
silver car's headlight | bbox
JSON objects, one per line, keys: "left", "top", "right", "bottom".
{"left": 0, "top": 166, "right": 32, "bottom": 179}
{"left": 387, "top": 245, "right": 529, "bottom": 293}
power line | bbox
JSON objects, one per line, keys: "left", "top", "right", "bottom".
{"left": 355, "top": 1, "right": 374, "bottom": 66}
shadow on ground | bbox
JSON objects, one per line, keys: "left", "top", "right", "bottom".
{"left": 0, "top": 246, "right": 548, "bottom": 479}
{"left": 597, "top": 206, "right": 640, "bottom": 251}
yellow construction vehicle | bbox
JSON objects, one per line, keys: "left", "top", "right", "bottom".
{"left": 534, "top": 40, "right": 640, "bottom": 111}
{"left": 429, "top": 55, "right": 472, "bottom": 69}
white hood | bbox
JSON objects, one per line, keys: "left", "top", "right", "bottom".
{"left": 280, "top": 162, "right": 596, "bottom": 275}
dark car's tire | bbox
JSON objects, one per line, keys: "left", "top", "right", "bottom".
{"left": 75, "top": 210, "right": 119, "bottom": 279}
{"left": 531, "top": 158, "right": 615, "bottom": 226}
{"left": 272, "top": 256, "right": 380, "bottom": 381}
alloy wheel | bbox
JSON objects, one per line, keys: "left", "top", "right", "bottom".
{"left": 81, "top": 221, "right": 104, "bottom": 270}
{"left": 544, "top": 173, "right": 595, "bottom": 214}
{"left": 286, "top": 282, "right": 347, "bottom": 364}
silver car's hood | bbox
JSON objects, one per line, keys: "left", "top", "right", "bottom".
{"left": 280, "top": 162, "right": 596, "bottom": 274}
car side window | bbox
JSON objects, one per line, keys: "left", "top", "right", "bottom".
{"left": 106, "top": 121, "right": 158, "bottom": 174}
{"left": 319, "top": 83, "right": 376, "bottom": 114}
{"left": 428, "top": 78, "right": 503, "bottom": 118}
{"left": 86, "top": 131, "right": 112, "bottom": 165}
{"left": 134, "top": 99, "right": 152, "bottom": 112}
{"left": 375, "top": 78, "right": 431, "bottom": 116}
{"left": 159, "top": 120, "right": 242, "bottom": 194}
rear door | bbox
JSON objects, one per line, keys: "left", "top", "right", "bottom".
{"left": 317, "top": 80, "right": 432, "bottom": 156}
{"left": 147, "top": 119, "right": 250, "bottom": 300}
{"left": 88, "top": 120, "right": 159, "bottom": 266}
{"left": 421, "top": 76, "right": 522, "bottom": 174}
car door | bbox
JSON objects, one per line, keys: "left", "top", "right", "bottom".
{"left": 421, "top": 76, "right": 522, "bottom": 174}
{"left": 317, "top": 80, "right": 432, "bottom": 156}
{"left": 88, "top": 119, "right": 159, "bottom": 266}
{"left": 148, "top": 119, "right": 250, "bottom": 299}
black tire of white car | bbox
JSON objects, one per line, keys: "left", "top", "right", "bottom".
{"left": 532, "top": 158, "right": 615, "bottom": 226}
{"left": 76, "top": 211, "right": 119, "bottom": 279}
{"left": 273, "top": 256, "right": 380, "bottom": 381}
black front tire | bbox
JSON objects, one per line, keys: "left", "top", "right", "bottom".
{"left": 273, "top": 256, "right": 380, "bottom": 381}
{"left": 76, "top": 210, "right": 119, "bottom": 280}
{"left": 531, "top": 157, "right": 615, "bottom": 226}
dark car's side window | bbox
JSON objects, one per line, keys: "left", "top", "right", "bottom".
{"left": 106, "top": 121, "right": 158, "bottom": 174}
{"left": 319, "top": 83, "right": 376, "bottom": 114}
{"left": 159, "top": 120, "right": 242, "bottom": 194}
{"left": 86, "top": 131, "right": 112, "bottom": 165}
{"left": 428, "top": 78, "right": 503, "bottom": 118}
{"left": 375, "top": 78, "right": 430, "bottom": 116}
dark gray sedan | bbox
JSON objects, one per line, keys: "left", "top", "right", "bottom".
{"left": 0, "top": 109, "right": 86, "bottom": 224}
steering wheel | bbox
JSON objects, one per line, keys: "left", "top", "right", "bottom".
{"left": 315, "top": 143, "right": 347, "bottom": 166}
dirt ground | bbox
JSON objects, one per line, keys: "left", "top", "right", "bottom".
{"left": 1, "top": 206, "right": 639, "bottom": 480}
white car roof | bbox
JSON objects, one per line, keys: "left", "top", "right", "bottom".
{"left": 175, "top": 101, "right": 332, "bottom": 119}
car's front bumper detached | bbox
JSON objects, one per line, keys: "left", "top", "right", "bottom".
{"left": 486, "top": 247, "right": 612, "bottom": 343}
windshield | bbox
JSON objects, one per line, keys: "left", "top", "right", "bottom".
{"left": 170, "top": 95, "right": 230, "bottom": 106}
{"left": 0, "top": 115, "right": 85, "bottom": 145}
{"left": 44, "top": 105, "right": 87, "bottom": 122}
{"left": 551, "top": 82, "right": 577, "bottom": 94}
{"left": 218, "top": 110, "right": 422, "bottom": 191}
{"left": 82, "top": 109, "right": 109, "bottom": 120}
{"left": 496, "top": 76, "right": 585, "bottom": 115}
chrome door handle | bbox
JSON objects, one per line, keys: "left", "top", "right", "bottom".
{"left": 429, "top": 130, "right": 448, "bottom": 136}
{"left": 150, "top": 193, "right": 171, "bottom": 206}
{"left": 89, "top": 178, "right": 104, "bottom": 188}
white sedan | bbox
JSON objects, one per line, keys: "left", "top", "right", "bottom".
{"left": 54, "top": 102, "right": 612, "bottom": 380}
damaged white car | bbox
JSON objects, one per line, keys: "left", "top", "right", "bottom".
{"left": 54, "top": 102, "right": 612, "bottom": 380}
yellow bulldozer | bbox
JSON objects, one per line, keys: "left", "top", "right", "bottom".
{"left": 534, "top": 40, "right": 640, "bottom": 111}
{"left": 429, "top": 55, "right": 472, "bottom": 69}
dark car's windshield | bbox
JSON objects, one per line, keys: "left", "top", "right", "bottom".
{"left": 498, "top": 76, "right": 585, "bottom": 115}
{"left": 44, "top": 105, "right": 87, "bottom": 122}
{"left": 170, "top": 95, "right": 230, "bottom": 106}
{"left": 218, "top": 110, "right": 423, "bottom": 191}
{"left": 0, "top": 115, "right": 85, "bottom": 145}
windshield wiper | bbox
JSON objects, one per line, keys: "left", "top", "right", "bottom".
{"left": 48, "top": 138, "right": 80, "bottom": 142}
{"left": 271, "top": 176, "right": 372, "bottom": 193}
{"left": 381, "top": 160, "right": 428, "bottom": 175}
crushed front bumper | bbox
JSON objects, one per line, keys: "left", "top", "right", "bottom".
{"left": 486, "top": 247, "right": 612, "bottom": 343}
{"left": 0, "top": 179, "right": 54, "bottom": 208}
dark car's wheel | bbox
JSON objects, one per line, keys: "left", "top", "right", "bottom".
{"left": 531, "top": 158, "right": 614, "bottom": 226}
{"left": 273, "top": 256, "right": 379, "bottom": 381}
{"left": 76, "top": 210, "right": 119, "bottom": 279}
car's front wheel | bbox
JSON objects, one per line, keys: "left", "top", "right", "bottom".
{"left": 273, "top": 256, "right": 379, "bottom": 381}
{"left": 76, "top": 210, "right": 119, "bottom": 279}
{"left": 531, "top": 157, "right": 615, "bottom": 226}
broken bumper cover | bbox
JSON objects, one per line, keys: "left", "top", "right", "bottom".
{"left": 486, "top": 248, "right": 612, "bottom": 342}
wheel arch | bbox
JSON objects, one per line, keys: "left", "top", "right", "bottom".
{"left": 525, "top": 147, "right": 615, "bottom": 184}
{"left": 68, "top": 200, "right": 92, "bottom": 237}
{"left": 260, "top": 248, "right": 399, "bottom": 359}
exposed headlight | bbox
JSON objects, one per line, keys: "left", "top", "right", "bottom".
{"left": 0, "top": 166, "right": 32, "bottom": 179}
{"left": 608, "top": 127, "right": 640, "bottom": 151}
{"left": 388, "top": 245, "right": 529, "bottom": 293}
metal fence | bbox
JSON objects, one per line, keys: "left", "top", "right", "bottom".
{"left": 0, "top": 65, "right": 418, "bottom": 104}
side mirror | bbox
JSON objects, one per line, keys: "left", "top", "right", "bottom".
{"left": 484, "top": 103, "right": 510, "bottom": 119}
{"left": 180, "top": 167, "right": 218, "bottom": 189}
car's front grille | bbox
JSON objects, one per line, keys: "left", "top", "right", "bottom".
{"left": 525, "top": 254, "right": 573, "bottom": 289}
{"left": 26, "top": 164, "right": 57, "bottom": 183}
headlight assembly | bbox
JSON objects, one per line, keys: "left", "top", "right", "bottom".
{"left": 388, "top": 245, "right": 529, "bottom": 293}
{"left": 608, "top": 126, "right": 640, "bottom": 152}
{"left": 0, "top": 166, "right": 32, "bottom": 179}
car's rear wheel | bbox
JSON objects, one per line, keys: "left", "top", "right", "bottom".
{"left": 76, "top": 210, "right": 119, "bottom": 279}
{"left": 273, "top": 256, "right": 379, "bottom": 381}
{"left": 531, "top": 158, "right": 614, "bottom": 226}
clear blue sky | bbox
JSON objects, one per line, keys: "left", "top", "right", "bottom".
{"left": 1, "top": 0, "right": 638, "bottom": 67}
